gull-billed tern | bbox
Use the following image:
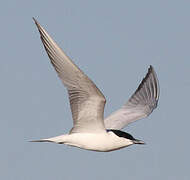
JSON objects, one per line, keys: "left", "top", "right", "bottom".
{"left": 31, "top": 18, "right": 159, "bottom": 152}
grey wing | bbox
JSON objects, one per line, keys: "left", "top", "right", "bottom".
{"left": 104, "top": 66, "right": 159, "bottom": 130}
{"left": 33, "top": 18, "right": 106, "bottom": 133}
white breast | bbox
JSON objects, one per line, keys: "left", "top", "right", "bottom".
{"left": 63, "top": 132, "right": 133, "bottom": 152}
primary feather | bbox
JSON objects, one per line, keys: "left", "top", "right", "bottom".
{"left": 104, "top": 66, "right": 159, "bottom": 130}
{"left": 33, "top": 18, "right": 106, "bottom": 133}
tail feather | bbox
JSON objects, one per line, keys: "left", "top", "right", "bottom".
{"left": 29, "top": 135, "right": 67, "bottom": 144}
{"left": 29, "top": 139, "right": 53, "bottom": 143}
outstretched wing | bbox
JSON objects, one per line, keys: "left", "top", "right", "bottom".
{"left": 104, "top": 66, "right": 159, "bottom": 130}
{"left": 33, "top": 18, "right": 106, "bottom": 133}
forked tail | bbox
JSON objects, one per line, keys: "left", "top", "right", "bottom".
{"left": 29, "top": 135, "right": 67, "bottom": 144}
{"left": 29, "top": 139, "right": 55, "bottom": 143}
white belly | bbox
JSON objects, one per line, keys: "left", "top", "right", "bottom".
{"left": 62, "top": 132, "right": 133, "bottom": 152}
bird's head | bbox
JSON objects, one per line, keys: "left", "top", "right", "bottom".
{"left": 107, "top": 129, "right": 145, "bottom": 145}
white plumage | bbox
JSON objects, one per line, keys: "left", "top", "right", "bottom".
{"left": 104, "top": 65, "right": 159, "bottom": 129}
{"left": 31, "top": 18, "right": 159, "bottom": 152}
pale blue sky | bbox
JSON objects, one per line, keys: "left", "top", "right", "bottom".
{"left": 1, "top": 1, "right": 190, "bottom": 179}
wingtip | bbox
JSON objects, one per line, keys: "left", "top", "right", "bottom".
{"left": 32, "top": 17, "right": 41, "bottom": 29}
{"left": 148, "top": 65, "right": 154, "bottom": 72}
{"left": 148, "top": 65, "right": 160, "bottom": 101}
{"left": 148, "top": 65, "right": 159, "bottom": 80}
{"left": 32, "top": 17, "right": 37, "bottom": 24}
{"left": 32, "top": 17, "right": 37, "bottom": 23}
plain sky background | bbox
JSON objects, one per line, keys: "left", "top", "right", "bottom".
{"left": 1, "top": 0, "right": 190, "bottom": 179}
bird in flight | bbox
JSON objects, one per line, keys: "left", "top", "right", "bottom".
{"left": 31, "top": 18, "right": 159, "bottom": 152}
